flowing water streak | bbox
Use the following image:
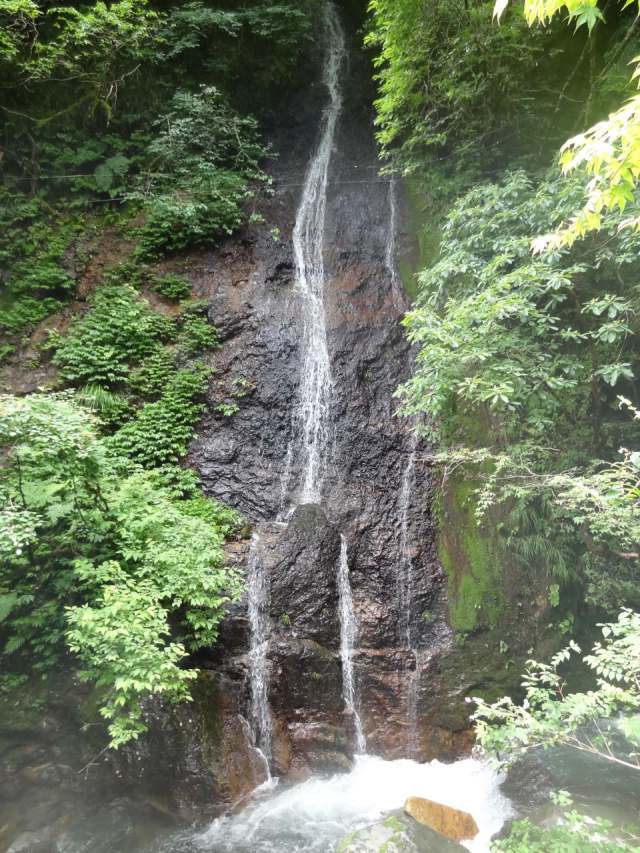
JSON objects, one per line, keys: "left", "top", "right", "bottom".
{"left": 247, "top": 534, "right": 273, "bottom": 768}
{"left": 385, "top": 176, "right": 404, "bottom": 309}
{"left": 337, "top": 535, "right": 366, "bottom": 753}
{"left": 397, "top": 428, "right": 421, "bottom": 754}
{"left": 291, "top": 3, "right": 346, "bottom": 503}
{"left": 397, "top": 429, "right": 418, "bottom": 647}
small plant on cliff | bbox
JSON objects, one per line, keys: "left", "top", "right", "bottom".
{"left": 151, "top": 273, "right": 192, "bottom": 301}
{"left": 51, "top": 285, "right": 172, "bottom": 387}
{"left": 108, "top": 365, "right": 211, "bottom": 467}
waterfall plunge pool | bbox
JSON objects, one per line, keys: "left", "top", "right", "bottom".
{"left": 151, "top": 754, "right": 513, "bottom": 853}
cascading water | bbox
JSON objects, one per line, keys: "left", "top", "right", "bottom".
{"left": 247, "top": 534, "right": 273, "bottom": 769}
{"left": 385, "top": 176, "right": 405, "bottom": 309}
{"left": 289, "top": 2, "right": 346, "bottom": 504}
{"left": 156, "top": 755, "right": 512, "bottom": 853}
{"left": 397, "top": 426, "right": 422, "bottom": 755}
{"left": 337, "top": 534, "right": 366, "bottom": 753}
{"left": 397, "top": 431, "right": 417, "bottom": 648}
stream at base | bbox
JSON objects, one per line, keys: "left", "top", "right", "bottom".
{"left": 149, "top": 755, "right": 512, "bottom": 853}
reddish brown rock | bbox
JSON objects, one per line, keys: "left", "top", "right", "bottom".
{"left": 404, "top": 797, "right": 479, "bottom": 843}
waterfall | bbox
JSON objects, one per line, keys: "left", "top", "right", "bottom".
{"left": 397, "top": 431, "right": 417, "bottom": 647}
{"left": 247, "top": 534, "right": 273, "bottom": 767}
{"left": 386, "top": 177, "right": 405, "bottom": 309}
{"left": 337, "top": 534, "right": 366, "bottom": 753}
{"left": 290, "top": 2, "right": 346, "bottom": 504}
{"left": 397, "top": 429, "right": 421, "bottom": 755}
{"left": 238, "top": 714, "right": 273, "bottom": 788}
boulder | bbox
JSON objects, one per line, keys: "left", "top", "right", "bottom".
{"left": 338, "top": 811, "right": 466, "bottom": 852}
{"left": 404, "top": 797, "right": 478, "bottom": 843}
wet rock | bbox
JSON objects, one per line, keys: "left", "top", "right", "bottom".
{"left": 6, "top": 830, "right": 58, "bottom": 853}
{"left": 500, "top": 754, "right": 558, "bottom": 814}
{"left": 186, "top": 26, "right": 454, "bottom": 765}
{"left": 404, "top": 797, "right": 478, "bottom": 843}
{"left": 285, "top": 720, "right": 353, "bottom": 778}
{"left": 271, "top": 638, "right": 343, "bottom": 712}
{"left": 338, "top": 811, "right": 466, "bottom": 852}
{"left": 267, "top": 504, "right": 341, "bottom": 645}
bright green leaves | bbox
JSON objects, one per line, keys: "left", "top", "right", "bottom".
{"left": 400, "top": 172, "right": 598, "bottom": 431}
{"left": 67, "top": 568, "right": 197, "bottom": 748}
{"left": 52, "top": 285, "right": 172, "bottom": 386}
{"left": 132, "top": 86, "right": 269, "bottom": 258}
{"left": 474, "top": 610, "right": 640, "bottom": 772}
{"left": 495, "top": 0, "right": 608, "bottom": 29}
{"left": 0, "top": 392, "right": 243, "bottom": 747}
{"left": 65, "top": 470, "right": 242, "bottom": 746}
{"left": 491, "top": 0, "right": 640, "bottom": 250}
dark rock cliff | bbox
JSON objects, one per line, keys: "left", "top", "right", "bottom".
{"left": 185, "top": 8, "right": 459, "bottom": 799}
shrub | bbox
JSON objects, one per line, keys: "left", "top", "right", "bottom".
{"left": 108, "top": 365, "right": 210, "bottom": 466}
{"left": 151, "top": 273, "right": 192, "bottom": 301}
{"left": 0, "top": 393, "right": 242, "bottom": 747}
{"left": 132, "top": 86, "right": 268, "bottom": 258}
{"left": 51, "top": 285, "right": 172, "bottom": 386}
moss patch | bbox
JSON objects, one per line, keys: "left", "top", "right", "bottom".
{"left": 398, "top": 176, "right": 442, "bottom": 301}
{"left": 438, "top": 477, "right": 504, "bottom": 633}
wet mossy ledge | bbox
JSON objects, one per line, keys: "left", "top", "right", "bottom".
{"left": 435, "top": 470, "right": 561, "bottom": 708}
{"left": 438, "top": 477, "right": 503, "bottom": 635}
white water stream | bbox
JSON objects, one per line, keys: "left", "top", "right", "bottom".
{"left": 162, "top": 755, "right": 512, "bottom": 853}
{"left": 247, "top": 534, "right": 273, "bottom": 767}
{"left": 397, "top": 431, "right": 418, "bottom": 649}
{"left": 386, "top": 176, "right": 405, "bottom": 309}
{"left": 234, "top": 12, "right": 515, "bottom": 853}
{"left": 337, "top": 535, "right": 366, "bottom": 752}
{"left": 290, "top": 2, "right": 346, "bottom": 504}
{"left": 397, "top": 428, "right": 422, "bottom": 754}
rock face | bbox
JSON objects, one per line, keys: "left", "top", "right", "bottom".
{"left": 404, "top": 797, "right": 479, "bottom": 843}
{"left": 186, "top": 6, "right": 459, "bottom": 799}
{"left": 182, "top": 10, "right": 552, "bottom": 805}
{"left": 338, "top": 812, "right": 466, "bottom": 853}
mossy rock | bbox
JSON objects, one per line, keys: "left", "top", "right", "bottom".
{"left": 438, "top": 476, "right": 504, "bottom": 634}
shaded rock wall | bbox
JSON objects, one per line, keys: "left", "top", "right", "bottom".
{"left": 186, "top": 7, "right": 460, "bottom": 798}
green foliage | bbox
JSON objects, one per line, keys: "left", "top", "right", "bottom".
{"left": 151, "top": 274, "right": 192, "bottom": 301}
{"left": 479, "top": 613, "right": 640, "bottom": 848}
{"left": 401, "top": 170, "right": 640, "bottom": 608}
{"left": 0, "top": 393, "right": 242, "bottom": 746}
{"left": 132, "top": 86, "right": 269, "bottom": 258}
{"left": 0, "top": 191, "right": 80, "bottom": 334}
{"left": 51, "top": 285, "right": 171, "bottom": 386}
{"left": 365, "top": 0, "right": 575, "bottom": 176}
{"left": 493, "top": 806, "right": 637, "bottom": 852}
{"left": 147, "top": 465, "right": 242, "bottom": 538}
{"left": 127, "top": 348, "right": 176, "bottom": 398}
{"left": 77, "top": 384, "right": 133, "bottom": 427}
{"left": 474, "top": 610, "right": 640, "bottom": 769}
{"left": 176, "top": 312, "right": 219, "bottom": 355}
{"left": 108, "top": 366, "right": 210, "bottom": 466}
{"left": 490, "top": 0, "right": 640, "bottom": 249}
